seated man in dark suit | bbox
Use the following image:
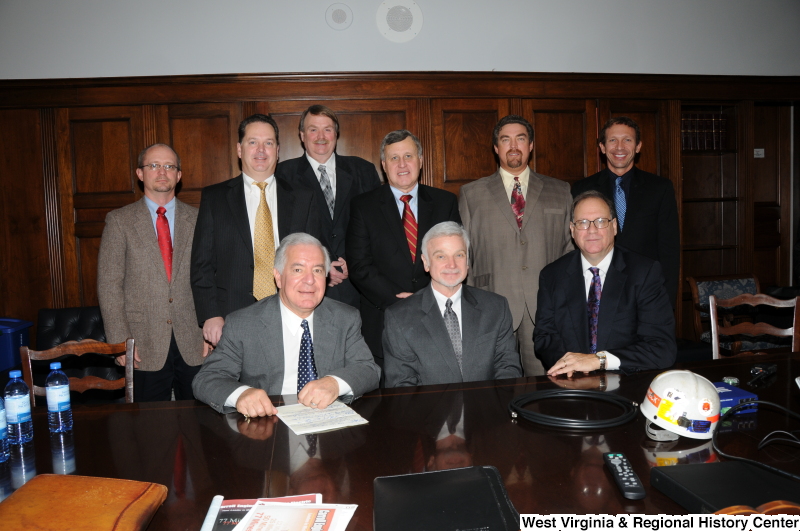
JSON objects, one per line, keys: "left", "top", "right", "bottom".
{"left": 192, "top": 233, "right": 381, "bottom": 417}
{"left": 535, "top": 191, "right": 676, "bottom": 376}
{"left": 383, "top": 221, "right": 522, "bottom": 387}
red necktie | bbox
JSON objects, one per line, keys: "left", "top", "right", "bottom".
{"left": 400, "top": 195, "right": 418, "bottom": 263}
{"left": 510, "top": 176, "right": 525, "bottom": 229}
{"left": 156, "top": 206, "right": 173, "bottom": 282}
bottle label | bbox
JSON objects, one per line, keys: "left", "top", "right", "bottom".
{"left": 5, "top": 395, "right": 32, "bottom": 423}
{"left": 46, "top": 385, "right": 71, "bottom": 413}
{"left": 0, "top": 409, "right": 6, "bottom": 438}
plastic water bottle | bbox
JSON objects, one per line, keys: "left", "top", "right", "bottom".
{"left": 46, "top": 362, "right": 73, "bottom": 433}
{"left": 4, "top": 371, "right": 33, "bottom": 444}
{"left": 0, "top": 397, "right": 9, "bottom": 462}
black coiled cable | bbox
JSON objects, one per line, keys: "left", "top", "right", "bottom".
{"left": 508, "top": 389, "right": 639, "bottom": 429}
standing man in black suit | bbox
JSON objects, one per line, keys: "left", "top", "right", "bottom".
{"left": 191, "top": 114, "right": 319, "bottom": 347}
{"left": 571, "top": 117, "right": 680, "bottom": 307}
{"left": 534, "top": 191, "right": 676, "bottom": 376}
{"left": 277, "top": 105, "right": 381, "bottom": 308}
{"left": 347, "top": 130, "right": 461, "bottom": 372}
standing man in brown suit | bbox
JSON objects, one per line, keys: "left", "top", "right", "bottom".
{"left": 98, "top": 143, "right": 206, "bottom": 401}
{"left": 458, "top": 115, "right": 573, "bottom": 376}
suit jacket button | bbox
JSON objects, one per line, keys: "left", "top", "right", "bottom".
{"left": 520, "top": 241, "right": 527, "bottom": 245}
{"left": 169, "top": 298, "right": 173, "bottom": 303}
{"left": 522, "top": 266, "right": 528, "bottom": 270}
{"left": 167, "top": 319, "right": 172, "bottom": 324}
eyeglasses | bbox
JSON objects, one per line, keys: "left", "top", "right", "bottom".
{"left": 139, "top": 163, "right": 179, "bottom": 172}
{"left": 571, "top": 218, "right": 614, "bottom": 230}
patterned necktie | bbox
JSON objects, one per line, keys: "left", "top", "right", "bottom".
{"left": 510, "top": 176, "right": 525, "bottom": 229}
{"left": 615, "top": 175, "right": 626, "bottom": 230}
{"left": 587, "top": 267, "right": 602, "bottom": 354}
{"left": 318, "top": 164, "right": 335, "bottom": 219}
{"left": 400, "top": 194, "right": 418, "bottom": 263}
{"left": 444, "top": 299, "right": 463, "bottom": 373}
{"left": 297, "top": 319, "right": 318, "bottom": 393}
{"left": 156, "top": 206, "right": 173, "bottom": 283}
{"left": 253, "top": 181, "right": 276, "bottom": 300}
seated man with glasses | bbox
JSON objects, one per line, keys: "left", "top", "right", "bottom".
{"left": 533, "top": 190, "right": 676, "bottom": 376}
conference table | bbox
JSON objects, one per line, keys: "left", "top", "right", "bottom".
{"left": 1, "top": 352, "right": 798, "bottom": 530}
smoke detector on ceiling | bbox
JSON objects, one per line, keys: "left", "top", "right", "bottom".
{"left": 326, "top": 3, "right": 354, "bottom": 30}
{"left": 376, "top": 1, "right": 423, "bottom": 43}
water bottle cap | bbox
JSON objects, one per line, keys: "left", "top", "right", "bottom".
{"left": 8, "top": 370, "right": 21, "bottom": 378}
{"left": 50, "top": 362, "right": 61, "bottom": 370}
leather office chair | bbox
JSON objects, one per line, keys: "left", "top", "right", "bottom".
{"left": 708, "top": 294, "right": 799, "bottom": 359}
{"left": 20, "top": 338, "right": 135, "bottom": 408}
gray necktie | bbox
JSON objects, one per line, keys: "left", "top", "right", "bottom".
{"left": 318, "top": 164, "right": 335, "bottom": 219}
{"left": 444, "top": 299, "right": 463, "bottom": 373}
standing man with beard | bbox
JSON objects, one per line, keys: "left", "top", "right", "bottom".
{"left": 571, "top": 117, "right": 679, "bottom": 307}
{"left": 277, "top": 105, "right": 381, "bottom": 308}
{"left": 458, "top": 115, "right": 573, "bottom": 376}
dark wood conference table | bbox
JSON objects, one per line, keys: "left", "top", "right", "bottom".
{"left": 2, "top": 353, "right": 798, "bottom": 530}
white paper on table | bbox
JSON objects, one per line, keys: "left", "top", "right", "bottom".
{"left": 234, "top": 502, "right": 357, "bottom": 531}
{"left": 276, "top": 400, "right": 368, "bottom": 435}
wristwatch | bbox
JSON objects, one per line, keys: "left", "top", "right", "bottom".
{"left": 595, "top": 351, "right": 607, "bottom": 371}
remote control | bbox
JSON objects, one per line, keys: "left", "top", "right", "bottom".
{"left": 603, "top": 452, "right": 646, "bottom": 500}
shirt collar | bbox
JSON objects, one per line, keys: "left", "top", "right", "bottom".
{"left": 499, "top": 166, "right": 530, "bottom": 187}
{"left": 143, "top": 195, "right": 175, "bottom": 215}
{"left": 306, "top": 152, "right": 336, "bottom": 173}
{"left": 580, "top": 248, "right": 615, "bottom": 275}
{"left": 243, "top": 172, "right": 274, "bottom": 190}
{"left": 430, "top": 282, "right": 463, "bottom": 307}
{"left": 390, "top": 182, "right": 419, "bottom": 201}
{"left": 279, "top": 297, "right": 314, "bottom": 336}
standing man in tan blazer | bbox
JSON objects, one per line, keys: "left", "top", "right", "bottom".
{"left": 458, "top": 116, "right": 573, "bottom": 376}
{"left": 98, "top": 143, "right": 206, "bottom": 401}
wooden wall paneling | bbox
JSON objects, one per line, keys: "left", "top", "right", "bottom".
{"left": 430, "top": 99, "right": 511, "bottom": 196}
{"left": 266, "top": 99, "right": 414, "bottom": 184}
{"left": 56, "top": 106, "right": 146, "bottom": 307}
{"left": 167, "top": 103, "right": 242, "bottom": 207}
{"left": 522, "top": 99, "right": 598, "bottom": 186}
{"left": 0, "top": 109, "right": 52, "bottom": 341}
{"left": 598, "top": 99, "right": 663, "bottom": 177}
{"left": 41, "top": 108, "right": 65, "bottom": 310}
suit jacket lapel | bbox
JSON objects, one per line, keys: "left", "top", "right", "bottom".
{"left": 597, "top": 249, "right": 626, "bottom": 349}
{"left": 459, "top": 287, "right": 481, "bottom": 382}
{"left": 171, "top": 200, "right": 191, "bottom": 281}
{"left": 310, "top": 300, "right": 336, "bottom": 376}
{"left": 133, "top": 199, "right": 170, "bottom": 284}
{"left": 379, "top": 185, "right": 414, "bottom": 267}
{"left": 299, "top": 157, "right": 334, "bottom": 231}
{"left": 420, "top": 287, "right": 463, "bottom": 380}
{"left": 488, "top": 172, "right": 519, "bottom": 231}
{"left": 332, "top": 154, "right": 354, "bottom": 224}
{"left": 415, "top": 185, "right": 435, "bottom": 265}
{"left": 227, "top": 175, "right": 254, "bottom": 260}
{"left": 520, "top": 171, "right": 543, "bottom": 232}
{"left": 276, "top": 177, "right": 297, "bottom": 241}
{"left": 566, "top": 252, "right": 591, "bottom": 352}
{"left": 259, "top": 297, "right": 285, "bottom": 390}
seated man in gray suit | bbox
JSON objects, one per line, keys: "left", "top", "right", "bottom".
{"left": 382, "top": 221, "right": 522, "bottom": 387}
{"left": 193, "top": 233, "right": 381, "bottom": 417}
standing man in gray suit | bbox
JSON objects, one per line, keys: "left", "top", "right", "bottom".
{"left": 458, "top": 115, "right": 573, "bottom": 376}
{"left": 383, "top": 221, "right": 522, "bottom": 387}
{"left": 98, "top": 143, "right": 206, "bottom": 402}
{"left": 193, "top": 233, "right": 380, "bottom": 417}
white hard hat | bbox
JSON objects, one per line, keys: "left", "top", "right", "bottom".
{"left": 640, "top": 370, "right": 720, "bottom": 440}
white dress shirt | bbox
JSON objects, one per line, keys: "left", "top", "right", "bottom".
{"left": 306, "top": 152, "right": 336, "bottom": 201}
{"left": 242, "top": 172, "right": 280, "bottom": 250}
{"left": 430, "top": 284, "right": 463, "bottom": 337}
{"left": 224, "top": 299, "right": 352, "bottom": 408}
{"left": 580, "top": 249, "right": 620, "bottom": 370}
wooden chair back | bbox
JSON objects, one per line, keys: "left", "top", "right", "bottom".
{"left": 708, "top": 294, "right": 799, "bottom": 359}
{"left": 20, "top": 338, "right": 135, "bottom": 408}
{"left": 687, "top": 274, "right": 760, "bottom": 342}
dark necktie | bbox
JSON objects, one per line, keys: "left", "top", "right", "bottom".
{"left": 587, "top": 267, "right": 602, "bottom": 354}
{"left": 444, "top": 299, "right": 463, "bottom": 373}
{"left": 510, "top": 176, "right": 525, "bottom": 229}
{"left": 297, "top": 319, "right": 318, "bottom": 393}
{"left": 615, "top": 175, "right": 626, "bottom": 230}
{"left": 156, "top": 206, "right": 173, "bottom": 282}
{"left": 318, "top": 164, "right": 335, "bottom": 219}
{"left": 400, "top": 194, "right": 418, "bottom": 263}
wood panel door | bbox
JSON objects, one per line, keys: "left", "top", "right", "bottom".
{"left": 266, "top": 99, "right": 415, "bottom": 182}
{"left": 430, "top": 99, "right": 511, "bottom": 195}
{"left": 56, "top": 106, "right": 149, "bottom": 307}
{"left": 522, "top": 99, "right": 598, "bottom": 186}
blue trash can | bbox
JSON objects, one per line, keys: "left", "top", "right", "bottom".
{"left": 0, "top": 318, "right": 34, "bottom": 373}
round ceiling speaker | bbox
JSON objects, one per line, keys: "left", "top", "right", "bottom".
{"left": 376, "top": 1, "right": 423, "bottom": 43}
{"left": 326, "top": 3, "right": 353, "bottom": 30}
